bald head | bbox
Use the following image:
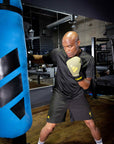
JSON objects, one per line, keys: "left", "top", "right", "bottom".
{"left": 62, "top": 31, "right": 79, "bottom": 43}
{"left": 62, "top": 31, "right": 81, "bottom": 57}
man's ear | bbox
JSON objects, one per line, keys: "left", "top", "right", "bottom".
{"left": 77, "top": 40, "right": 80, "bottom": 46}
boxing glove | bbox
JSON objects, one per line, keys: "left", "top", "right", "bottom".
{"left": 66, "top": 56, "right": 84, "bottom": 81}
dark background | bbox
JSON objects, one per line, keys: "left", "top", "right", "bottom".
{"left": 22, "top": 0, "right": 114, "bottom": 22}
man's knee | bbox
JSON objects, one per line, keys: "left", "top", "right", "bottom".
{"left": 84, "top": 119, "right": 96, "bottom": 129}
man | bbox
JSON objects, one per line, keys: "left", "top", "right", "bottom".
{"left": 32, "top": 31, "right": 103, "bottom": 144}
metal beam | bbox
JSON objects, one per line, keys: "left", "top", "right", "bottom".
{"left": 46, "top": 15, "right": 76, "bottom": 28}
{"left": 111, "top": 39, "right": 114, "bottom": 70}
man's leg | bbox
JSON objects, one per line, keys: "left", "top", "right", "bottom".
{"left": 84, "top": 119, "right": 103, "bottom": 144}
{"left": 38, "top": 122, "right": 56, "bottom": 144}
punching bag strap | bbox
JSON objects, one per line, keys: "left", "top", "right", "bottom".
{"left": 3, "top": 0, "right": 9, "bottom": 5}
{"left": 0, "top": 0, "right": 22, "bottom": 15}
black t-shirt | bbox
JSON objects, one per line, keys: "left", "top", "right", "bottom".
{"left": 43, "top": 48, "right": 94, "bottom": 98}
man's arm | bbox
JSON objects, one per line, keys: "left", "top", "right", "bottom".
{"left": 78, "top": 78, "right": 91, "bottom": 90}
{"left": 28, "top": 48, "right": 58, "bottom": 65}
{"left": 66, "top": 56, "right": 92, "bottom": 90}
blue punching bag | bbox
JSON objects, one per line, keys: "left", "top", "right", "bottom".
{"left": 0, "top": 0, "right": 32, "bottom": 138}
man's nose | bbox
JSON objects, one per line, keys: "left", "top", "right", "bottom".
{"left": 66, "top": 47, "right": 71, "bottom": 52}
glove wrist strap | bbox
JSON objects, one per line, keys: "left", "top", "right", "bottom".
{"left": 74, "top": 73, "right": 84, "bottom": 82}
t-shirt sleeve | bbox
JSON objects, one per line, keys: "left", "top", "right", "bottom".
{"left": 42, "top": 48, "right": 58, "bottom": 65}
{"left": 85, "top": 56, "right": 94, "bottom": 78}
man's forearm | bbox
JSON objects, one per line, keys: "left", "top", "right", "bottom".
{"left": 78, "top": 78, "right": 91, "bottom": 90}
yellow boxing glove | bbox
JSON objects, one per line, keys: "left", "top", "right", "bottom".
{"left": 66, "top": 56, "right": 84, "bottom": 81}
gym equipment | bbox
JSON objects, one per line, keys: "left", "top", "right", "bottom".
{"left": 91, "top": 37, "right": 114, "bottom": 97}
{"left": 0, "top": 0, "right": 32, "bottom": 138}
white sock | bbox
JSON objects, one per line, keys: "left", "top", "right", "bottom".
{"left": 38, "top": 138, "right": 45, "bottom": 144}
{"left": 95, "top": 138, "right": 103, "bottom": 144}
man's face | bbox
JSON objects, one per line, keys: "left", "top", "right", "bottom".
{"left": 62, "top": 39, "right": 80, "bottom": 58}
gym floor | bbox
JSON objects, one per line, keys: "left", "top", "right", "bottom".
{"left": 1, "top": 95, "right": 113, "bottom": 144}
{"left": 0, "top": 78, "right": 114, "bottom": 144}
{"left": 26, "top": 95, "right": 114, "bottom": 144}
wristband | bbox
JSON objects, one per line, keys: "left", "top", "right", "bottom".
{"left": 74, "top": 72, "right": 84, "bottom": 82}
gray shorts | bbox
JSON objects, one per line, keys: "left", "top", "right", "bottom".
{"left": 47, "top": 88, "right": 93, "bottom": 123}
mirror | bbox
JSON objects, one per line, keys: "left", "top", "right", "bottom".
{"left": 23, "top": 4, "right": 78, "bottom": 89}
{"left": 22, "top": 4, "right": 114, "bottom": 89}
